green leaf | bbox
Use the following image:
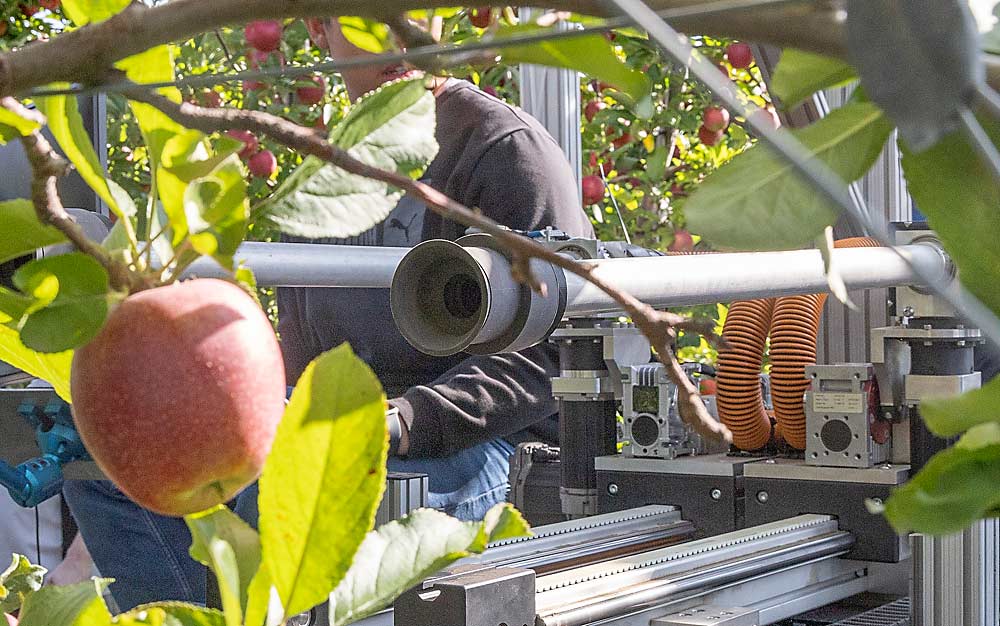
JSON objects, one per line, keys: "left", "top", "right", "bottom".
{"left": 162, "top": 132, "right": 242, "bottom": 183}
{"left": 36, "top": 91, "right": 126, "bottom": 220}
{"left": 645, "top": 145, "right": 668, "bottom": 179}
{"left": 901, "top": 119, "right": 1000, "bottom": 315}
{"left": 771, "top": 49, "right": 857, "bottom": 109}
{"left": 921, "top": 376, "right": 1000, "bottom": 437}
{"left": 957, "top": 422, "right": 1000, "bottom": 450}
{"left": 13, "top": 253, "right": 112, "bottom": 353}
{"left": 185, "top": 506, "right": 262, "bottom": 623}
{"left": 131, "top": 602, "right": 227, "bottom": 626}
{"left": 0, "top": 554, "right": 47, "bottom": 613}
{"left": 18, "top": 579, "right": 112, "bottom": 626}
{"left": 258, "top": 344, "right": 388, "bottom": 620}
{"left": 337, "top": 17, "right": 391, "bottom": 53}
{"left": 883, "top": 444, "right": 1000, "bottom": 535}
{"left": 62, "top": 0, "right": 129, "bottom": 25}
{"left": 261, "top": 78, "right": 438, "bottom": 238}
{"left": 686, "top": 101, "right": 894, "bottom": 250}
{"left": 181, "top": 156, "right": 248, "bottom": 268}
{"left": 0, "top": 199, "right": 67, "bottom": 265}
{"left": 0, "top": 324, "right": 73, "bottom": 401}
{"left": 0, "top": 108, "right": 41, "bottom": 144}
{"left": 330, "top": 504, "right": 530, "bottom": 626}
{"left": 492, "top": 25, "right": 652, "bottom": 117}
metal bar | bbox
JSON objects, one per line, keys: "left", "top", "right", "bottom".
{"left": 536, "top": 533, "right": 854, "bottom": 626}
{"left": 563, "top": 243, "right": 948, "bottom": 314}
{"left": 180, "top": 241, "right": 409, "bottom": 288}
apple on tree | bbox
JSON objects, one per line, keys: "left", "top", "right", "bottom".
{"left": 296, "top": 75, "right": 327, "bottom": 106}
{"left": 698, "top": 125, "right": 724, "bottom": 146}
{"left": 584, "top": 99, "right": 606, "bottom": 123}
{"left": 469, "top": 7, "right": 492, "bottom": 28}
{"left": 70, "top": 279, "right": 286, "bottom": 517}
{"left": 582, "top": 174, "right": 606, "bottom": 206}
{"left": 726, "top": 42, "right": 753, "bottom": 69}
{"left": 245, "top": 20, "right": 283, "bottom": 53}
{"left": 702, "top": 106, "right": 730, "bottom": 133}
{"left": 668, "top": 228, "right": 694, "bottom": 252}
{"left": 225, "top": 129, "right": 259, "bottom": 160}
{"left": 248, "top": 149, "right": 279, "bottom": 179}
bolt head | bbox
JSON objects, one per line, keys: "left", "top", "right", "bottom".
{"left": 756, "top": 490, "right": 769, "bottom": 503}
{"left": 607, "top": 483, "right": 619, "bottom": 495}
{"left": 710, "top": 488, "right": 722, "bottom": 500}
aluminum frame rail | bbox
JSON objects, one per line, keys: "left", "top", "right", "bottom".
{"left": 393, "top": 514, "right": 866, "bottom": 626}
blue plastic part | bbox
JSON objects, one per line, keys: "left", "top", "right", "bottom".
{"left": 0, "top": 397, "right": 89, "bottom": 507}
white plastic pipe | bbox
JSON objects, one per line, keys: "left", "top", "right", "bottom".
{"left": 181, "top": 242, "right": 409, "bottom": 288}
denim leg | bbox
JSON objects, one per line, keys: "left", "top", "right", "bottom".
{"left": 62, "top": 479, "right": 205, "bottom": 611}
{"left": 388, "top": 438, "right": 515, "bottom": 521}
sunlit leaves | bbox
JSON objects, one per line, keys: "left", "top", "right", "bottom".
{"left": 771, "top": 49, "right": 856, "bottom": 109}
{"left": 17, "top": 579, "right": 112, "bottom": 626}
{"left": 36, "top": 91, "right": 128, "bottom": 220}
{"left": 0, "top": 200, "right": 66, "bottom": 265}
{"left": 12, "top": 253, "right": 113, "bottom": 353}
{"left": 491, "top": 25, "right": 652, "bottom": 117}
{"left": 186, "top": 506, "right": 262, "bottom": 625}
{"left": 685, "top": 102, "right": 893, "bottom": 250}
{"left": 330, "top": 504, "right": 530, "bottom": 626}
{"left": 0, "top": 107, "right": 41, "bottom": 144}
{"left": 0, "top": 325, "right": 73, "bottom": 401}
{"left": 61, "top": 0, "right": 130, "bottom": 26}
{"left": 261, "top": 78, "right": 437, "bottom": 238}
{"left": 338, "top": 17, "right": 391, "bottom": 54}
{"left": 256, "top": 344, "right": 387, "bottom": 621}
{"left": 0, "top": 554, "right": 47, "bottom": 614}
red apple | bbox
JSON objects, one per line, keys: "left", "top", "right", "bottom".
{"left": 245, "top": 20, "right": 283, "bottom": 53}
{"left": 296, "top": 75, "right": 327, "bottom": 105}
{"left": 247, "top": 49, "right": 272, "bottom": 70}
{"left": 584, "top": 100, "right": 605, "bottom": 123}
{"left": 19, "top": 4, "right": 39, "bottom": 16}
{"left": 201, "top": 90, "right": 222, "bottom": 108}
{"left": 582, "top": 174, "right": 606, "bottom": 206}
{"left": 248, "top": 149, "right": 278, "bottom": 178}
{"left": 702, "top": 106, "right": 730, "bottom": 132}
{"left": 726, "top": 42, "right": 753, "bottom": 69}
{"left": 669, "top": 229, "right": 694, "bottom": 252}
{"left": 482, "top": 85, "right": 498, "bottom": 98}
{"left": 305, "top": 17, "right": 329, "bottom": 50}
{"left": 469, "top": 7, "right": 492, "bottom": 28}
{"left": 612, "top": 133, "right": 632, "bottom": 150}
{"left": 70, "top": 279, "right": 286, "bottom": 517}
{"left": 588, "top": 151, "right": 599, "bottom": 169}
{"left": 39, "top": 0, "right": 59, "bottom": 9}
{"left": 242, "top": 80, "right": 265, "bottom": 94}
{"left": 670, "top": 183, "right": 687, "bottom": 197}
{"left": 225, "top": 130, "right": 259, "bottom": 160}
{"left": 698, "top": 125, "right": 724, "bottom": 146}
{"left": 699, "top": 379, "right": 717, "bottom": 395}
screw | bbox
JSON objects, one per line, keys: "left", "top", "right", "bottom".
{"left": 883, "top": 411, "right": 893, "bottom": 420}
{"left": 607, "top": 483, "right": 619, "bottom": 495}
{"left": 902, "top": 306, "right": 915, "bottom": 317}
{"left": 756, "top": 490, "right": 769, "bottom": 504}
{"left": 710, "top": 488, "right": 722, "bottom": 500}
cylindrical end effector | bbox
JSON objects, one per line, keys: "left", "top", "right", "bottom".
{"left": 390, "top": 239, "right": 566, "bottom": 356}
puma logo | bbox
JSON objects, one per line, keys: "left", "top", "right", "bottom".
{"left": 388, "top": 212, "right": 420, "bottom": 243}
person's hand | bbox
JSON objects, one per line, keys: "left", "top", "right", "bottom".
{"left": 304, "top": 17, "right": 329, "bottom": 51}
{"left": 46, "top": 533, "right": 95, "bottom": 587}
{"left": 5, "top": 612, "right": 18, "bottom": 626}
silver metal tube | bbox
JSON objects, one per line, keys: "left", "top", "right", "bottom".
{"left": 390, "top": 239, "right": 952, "bottom": 356}
{"left": 181, "top": 242, "right": 409, "bottom": 288}
{"left": 564, "top": 243, "right": 949, "bottom": 315}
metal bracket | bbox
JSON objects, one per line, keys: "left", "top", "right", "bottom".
{"left": 395, "top": 566, "right": 536, "bottom": 626}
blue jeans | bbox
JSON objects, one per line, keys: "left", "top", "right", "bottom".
{"left": 63, "top": 438, "right": 514, "bottom": 611}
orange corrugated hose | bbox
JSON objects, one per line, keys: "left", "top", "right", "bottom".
{"left": 770, "top": 237, "right": 880, "bottom": 449}
{"left": 716, "top": 299, "right": 775, "bottom": 451}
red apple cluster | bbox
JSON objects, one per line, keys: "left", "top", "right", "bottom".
{"left": 226, "top": 130, "right": 277, "bottom": 179}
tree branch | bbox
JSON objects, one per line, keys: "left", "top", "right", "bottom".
{"left": 123, "top": 87, "right": 732, "bottom": 443}
{"left": 1, "top": 98, "right": 138, "bottom": 292}
{"left": 0, "top": 0, "right": 845, "bottom": 98}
